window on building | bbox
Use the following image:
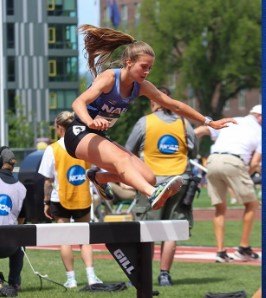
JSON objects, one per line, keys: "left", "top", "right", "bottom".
{"left": 6, "top": 0, "right": 14, "bottom": 15}
{"left": 224, "top": 100, "right": 230, "bottom": 111}
{"left": 48, "top": 57, "right": 78, "bottom": 82}
{"left": 48, "top": 60, "right": 57, "bottom": 77}
{"left": 49, "top": 126, "right": 57, "bottom": 143}
{"left": 64, "top": 0, "right": 77, "bottom": 17}
{"left": 7, "top": 90, "right": 16, "bottom": 113}
{"left": 47, "top": 0, "right": 55, "bottom": 11}
{"left": 48, "top": 27, "right": 56, "bottom": 44}
{"left": 7, "top": 57, "right": 15, "bottom": 82}
{"left": 121, "top": 5, "right": 128, "bottom": 29}
{"left": 48, "top": 90, "right": 78, "bottom": 122}
{"left": 49, "top": 90, "right": 77, "bottom": 109}
{"left": 238, "top": 90, "right": 246, "bottom": 110}
{"left": 7, "top": 23, "right": 15, "bottom": 48}
{"left": 134, "top": 3, "right": 141, "bottom": 26}
{"left": 49, "top": 92, "right": 57, "bottom": 109}
{"left": 103, "top": 5, "right": 110, "bottom": 27}
{"left": 47, "top": 0, "right": 76, "bottom": 17}
{"left": 48, "top": 24, "right": 77, "bottom": 49}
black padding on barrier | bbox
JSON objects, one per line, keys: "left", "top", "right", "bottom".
{"left": 89, "top": 222, "right": 140, "bottom": 244}
{"left": 0, "top": 225, "right": 36, "bottom": 246}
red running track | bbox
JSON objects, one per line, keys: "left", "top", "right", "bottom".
{"left": 28, "top": 244, "right": 261, "bottom": 266}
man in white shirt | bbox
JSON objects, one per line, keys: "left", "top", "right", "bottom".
{"left": 194, "top": 105, "right": 261, "bottom": 263}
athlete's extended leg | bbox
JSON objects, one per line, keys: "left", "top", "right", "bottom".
{"left": 75, "top": 134, "right": 183, "bottom": 208}
{"left": 76, "top": 134, "right": 156, "bottom": 197}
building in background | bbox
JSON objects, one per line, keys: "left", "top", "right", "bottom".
{"left": 100, "top": 0, "right": 140, "bottom": 29}
{"left": 0, "top": 0, "right": 79, "bottom": 146}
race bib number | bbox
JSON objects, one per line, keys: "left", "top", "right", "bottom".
{"left": 95, "top": 114, "right": 119, "bottom": 127}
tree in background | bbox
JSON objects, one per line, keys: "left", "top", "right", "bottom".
{"left": 7, "top": 98, "right": 34, "bottom": 148}
{"left": 7, "top": 98, "right": 49, "bottom": 149}
{"left": 137, "top": 0, "right": 261, "bottom": 118}
{"left": 109, "top": 0, "right": 260, "bottom": 147}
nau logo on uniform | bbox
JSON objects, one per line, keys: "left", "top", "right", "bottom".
{"left": 157, "top": 135, "right": 179, "bottom": 154}
{"left": 73, "top": 125, "right": 86, "bottom": 136}
{"left": 67, "top": 165, "right": 86, "bottom": 186}
{"left": 0, "top": 194, "right": 12, "bottom": 216}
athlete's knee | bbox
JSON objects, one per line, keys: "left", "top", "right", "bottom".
{"left": 113, "top": 152, "right": 134, "bottom": 171}
{"left": 146, "top": 172, "right": 156, "bottom": 185}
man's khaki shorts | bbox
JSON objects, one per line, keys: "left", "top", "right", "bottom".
{"left": 206, "top": 154, "right": 257, "bottom": 205}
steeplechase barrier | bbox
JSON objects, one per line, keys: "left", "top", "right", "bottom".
{"left": 0, "top": 220, "right": 189, "bottom": 298}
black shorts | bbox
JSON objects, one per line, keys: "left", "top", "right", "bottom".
{"left": 64, "top": 118, "right": 111, "bottom": 158}
{"left": 50, "top": 202, "right": 91, "bottom": 220}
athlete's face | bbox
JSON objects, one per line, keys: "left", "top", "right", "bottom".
{"left": 128, "top": 54, "right": 154, "bottom": 82}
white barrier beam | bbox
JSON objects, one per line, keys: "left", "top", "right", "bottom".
{"left": 0, "top": 220, "right": 189, "bottom": 246}
{"left": 140, "top": 220, "right": 189, "bottom": 242}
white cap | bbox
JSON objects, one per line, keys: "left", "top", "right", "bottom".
{"left": 249, "top": 104, "right": 262, "bottom": 115}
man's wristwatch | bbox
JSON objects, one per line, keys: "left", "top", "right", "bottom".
{"left": 204, "top": 116, "right": 213, "bottom": 126}
{"left": 44, "top": 200, "right": 51, "bottom": 205}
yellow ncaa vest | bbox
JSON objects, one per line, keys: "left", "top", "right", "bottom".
{"left": 51, "top": 142, "right": 91, "bottom": 209}
{"left": 144, "top": 114, "right": 188, "bottom": 175}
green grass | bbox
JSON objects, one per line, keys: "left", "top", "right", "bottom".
{"left": 193, "top": 187, "right": 261, "bottom": 209}
{"left": 178, "top": 220, "right": 261, "bottom": 248}
{"left": 0, "top": 249, "right": 261, "bottom": 298}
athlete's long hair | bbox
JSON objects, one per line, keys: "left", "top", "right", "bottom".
{"left": 79, "top": 24, "right": 155, "bottom": 77}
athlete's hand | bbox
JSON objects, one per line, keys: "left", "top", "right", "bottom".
{"left": 89, "top": 117, "right": 111, "bottom": 131}
{"left": 208, "top": 118, "right": 238, "bottom": 129}
{"left": 44, "top": 205, "right": 53, "bottom": 220}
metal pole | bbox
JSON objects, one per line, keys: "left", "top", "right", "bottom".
{"left": 0, "top": 1, "right": 6, "bottom": 146}
{"left": 137, "top": 242, "right": 153, "bottom": 298}
{"left": 190, "top": 159, "right": 208, "bottom": 173}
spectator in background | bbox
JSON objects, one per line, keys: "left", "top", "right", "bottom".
{"left": 194, "top": 105, "right": 261, "bottom": 263}
{"left": 0, "top": 147, "right": 27, "bottom": 295}
{"left": 125, "top": 87, "right": 198, "bottom": 286}
{"left": 38, "top": 111, "right": 102, "bottom": 289}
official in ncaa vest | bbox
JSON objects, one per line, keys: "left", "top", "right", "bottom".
{"left": 50, "top": 140, "right": 91, "bottom": 209}
{"left": 38, "top": 111, "right": 102, "bottom": 289}
{"left": 125, "top": 86, "right": 198, "bottom": 287}
{"left": 39, "top": 137, "right": 91, "bottom": 210}
{"left": 144, "top": 113, "right": 188, "bottom": 176}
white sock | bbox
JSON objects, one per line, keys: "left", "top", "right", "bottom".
{"left": 86, "top": 267, "right": 95, "bottom": 278}
{"left": 66, "top": 271, "right": 75, "bottom": 280}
